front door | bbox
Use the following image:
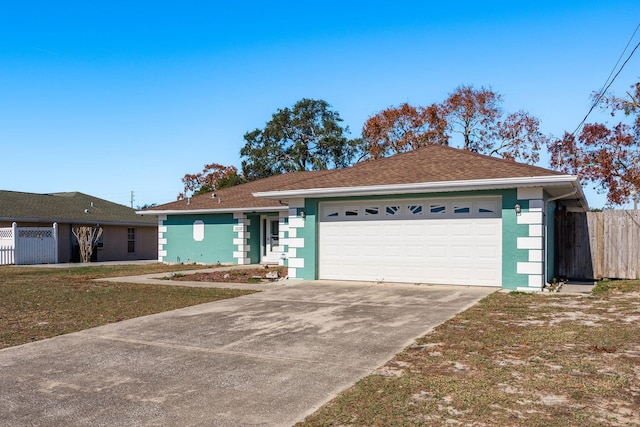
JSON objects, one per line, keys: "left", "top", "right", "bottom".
{"left": 261, "top": 216, "right": 281, "bottom": 264}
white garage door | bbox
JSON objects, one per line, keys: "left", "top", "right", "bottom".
{"left": 318, "top": 197, "right": 502, "bottom": 287}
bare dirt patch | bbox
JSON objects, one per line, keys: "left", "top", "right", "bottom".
{"left": 298, "top": 281, "right": 640, "bottom": 426}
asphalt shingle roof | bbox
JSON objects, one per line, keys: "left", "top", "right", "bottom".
{"left": 148, "top": 170, "right": 332, "bottom": 212}
{"left": 0, "top": 191, "right": 156, "bottom": 225}
{"left": 147, "top": 146, "right": 566, "bottom": 212}
{"left": 263, "top": 145, "right": 564, "bottom": 191}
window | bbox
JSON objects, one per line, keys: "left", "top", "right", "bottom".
{"left": 408, "top": 204, "right": 423, "bottom": 215}
{"left": 193, "top": 220, "right": 204, "bottom": 241}
{"left": 429, "top": 204, "right": 447, "bottom": 214}
{"left": 345, "top": 207, "right": 359, "bottom": 216}
{"left": 323, "top": 207, "right": 340, "bottom": 218}
{"left": 364, "top": 206, "right": 379, "bottom": 216}
{"left": 453, "top": 203, "right": 472, "bottom": 214}
{"left": 477, "top": 201, "right": 497, "bottom": 214}
{"left": 385, "top": 205, "right": 400, "bottom": 216}
{"left": 127, "top": 227, "right": 135, "bottom": 253}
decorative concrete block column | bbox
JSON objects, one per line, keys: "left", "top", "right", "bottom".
{"left": 285, "top": 198, "right": 305, "bottom": 278}
{"left": 278, "top": 211, "right": 289, "bottom": 267}
{"left": 52, "top": 222, "right": 59, "bottom": 263}
{"left": 233, "top": 212, "right": 251, "bottom": 265}
{"left": 516, "top": 187, "right": 545, "bottom": 290}
{"left": 158, "top": 215, "right": 167, "bottom": 262}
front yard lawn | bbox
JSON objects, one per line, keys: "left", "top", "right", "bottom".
{"left": 0, "top": 264, "right": 257, "bottom": 349}
{"left": 299, "top": 281, "right": 640, "bottom": 426}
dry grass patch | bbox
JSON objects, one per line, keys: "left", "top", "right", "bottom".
{"left": 0, "top": 264, "right": 257, "bottom": 349}
{"left": 299, "top": 282, "right": 640, "bottom": 426}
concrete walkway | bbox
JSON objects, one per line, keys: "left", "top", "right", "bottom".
{"left": 559, "top": 281, "right": 596, "bottom": 295}
{"left": 0, "top": 278, "right": 495, "bottom": 426}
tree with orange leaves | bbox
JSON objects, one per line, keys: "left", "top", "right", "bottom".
{"left": 362, "top": 85, "right": 547, "bottom": 164}
{"left": 362, "top": 103, "right": 447, "bottom": 159}
{"left": 549, "top": 82, "right": 640, "bottom": 205}
{"left": 178, "top": 163, "right": 243, "bottom": 200}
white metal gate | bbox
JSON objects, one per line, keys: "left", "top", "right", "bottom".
{"left": 0, "top": 225, "right": 14, "bottom": 265}
{"left": 0, "top": 223, "right": 58, "bottom": 265}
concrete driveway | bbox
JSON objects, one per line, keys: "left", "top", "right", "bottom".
{"left": 0, "top": 279, "right": 494, "bottom": 426}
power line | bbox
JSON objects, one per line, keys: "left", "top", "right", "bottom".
{"left": 572, "top": 23, "right": 640, "bottom": 136}
{"left": 597, "top": 23, "right": 639, "bottom": 100}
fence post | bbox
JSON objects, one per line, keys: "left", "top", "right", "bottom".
{"left": 12, "top": 222, "right": 18, "bottom": 264}
{"left": 53, "top": 222, "right": 59, "bottom": 263}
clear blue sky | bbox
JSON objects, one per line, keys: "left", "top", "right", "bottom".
{"left": 1, "top": 1, "right": 639, "bottom": 209}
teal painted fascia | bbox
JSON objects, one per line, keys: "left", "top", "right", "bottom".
{"left": 163, "top": 214, "right": 235, "bottom": 264}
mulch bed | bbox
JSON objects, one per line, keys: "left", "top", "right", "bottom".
{"left": 169, "top": 266, "right": 288, "bottom": 283}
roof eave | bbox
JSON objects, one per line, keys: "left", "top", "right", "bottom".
{"left": 137, "top": 205, "right": 288, "bottom": 216}
{"left": 0, "top": 217, "right": 156, "bottom": 226}
{"left": 254, "top": 175, "right": 589, "bottom": 208}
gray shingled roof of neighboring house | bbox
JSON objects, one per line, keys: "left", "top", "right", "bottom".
{"left": 0, "top": 191, "right": 156, "bottom": 226}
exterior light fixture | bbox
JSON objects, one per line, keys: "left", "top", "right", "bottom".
{"left": 514, "top": 203, "right": 521, "bottom": 216}
{"left": 299, "top": 210, "right": 306, "bottom": 219}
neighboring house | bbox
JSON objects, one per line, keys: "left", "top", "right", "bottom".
{"left": 140, "top": 145, "right": 588, "bottom": 291}
{"left": 0, "top": 191, "right": 157, "bottom": 263}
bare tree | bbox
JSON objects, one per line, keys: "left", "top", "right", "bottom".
{"left": 72, "top": 225, "right": 103, "bottom": 263}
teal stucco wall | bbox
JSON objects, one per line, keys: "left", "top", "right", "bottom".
{"left": 294, "top": 201, "right": 319, "bottom": 280}
{"left": 501, "top": 190, "right": 530, "bottom": 290}
{"left": 546, "top": 199, "right": 556, "bottom": 281}
{"left": 163, "top": 214, "right": 235, "bottom": 264}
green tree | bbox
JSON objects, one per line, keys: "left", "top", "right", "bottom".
{"left": 240, "top": 98, "right": 363, "bottom": 180}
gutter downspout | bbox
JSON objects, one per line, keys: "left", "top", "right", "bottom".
{"left": 546, "top": 185, "right": 579, "bottom": 204}
{"left": 544, "top": 183, "right": 579, "bottom": 287}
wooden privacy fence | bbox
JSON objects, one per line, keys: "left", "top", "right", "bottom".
{"left": 0, "top": 223, "right": 59, "bottom": 266}
{"left": 556, "top": 210, "right": 640, "bottom": 280}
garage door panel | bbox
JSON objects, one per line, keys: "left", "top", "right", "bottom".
{"left": 427, "top": 245, "right": 448, "bottom": 260}
{"left": 361, "top": 244, "right": 378, "bottom": 257}
{"left": 319, "top": 199, "right": 502, "bottom": 287}
{"left": 477, "top": 222, "right": 499, "bottom": 235}
{"left": 452, "top": 245, "right": 473, "bottom": 260}
{"left": 451, "top": 223, "right": 472, "bottom": 236}
{"left": 428, "top": 223, "right": 448, "bottom": 237}
{"left": 475, "top": 267, "right": 501, "bottom": 281}
{"left": 405, "top": 223, "right": 426, "bottom": 236}
{"left": 405, "top": 246, "right": 426, "bottom": 259}
{"left": 425, "top": 267, "right": 448, "bottom": 282}
{"left": 476, "top": 245, "right": 500, "bottom": 260}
